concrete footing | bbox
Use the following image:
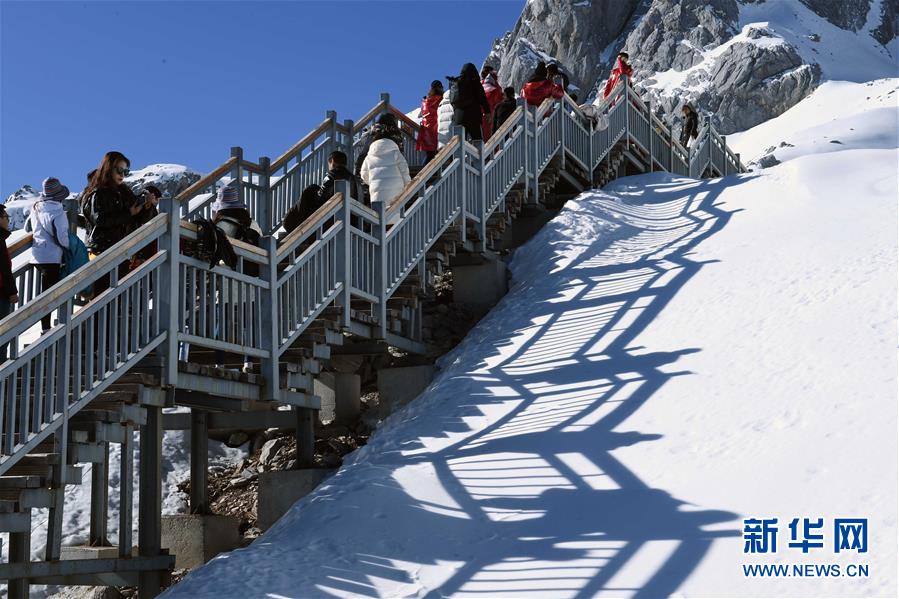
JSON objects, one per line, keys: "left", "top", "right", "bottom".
{"left": 452, "top": 257, "right": 508, "bottom": 316}
{"left": 378, "top": 365, "right": 435, "bottom": 418}
{"left": 61, "top": 545, "right": 136, "bottom": 559}
{"left": 257, "top": 469, "right": 336, "bottom": 531}
{"left": 314, "top": 372, "right": 360, "bottom": 424}
{"left": 160, "top": 514, "right": 240, "bottom": 569}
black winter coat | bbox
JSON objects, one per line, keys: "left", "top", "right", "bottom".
{"left": 452, "top": 71, "right": 490, "bottom": 141}
{"left": 0, "top": 228, "right": 17, "bottom": 297}
{"left": 493, "top": 98, "right": 517, "bottom": 132}
{"left": 318, "top": 165, "right": 361, "bottom": 204}
{"left": 680, "top": 112, "right": 699, "bottom": 146}
{"left": 85, "top": 185, "right": 138, "bottom": 253}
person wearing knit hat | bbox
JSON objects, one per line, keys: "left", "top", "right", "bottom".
{"left": 211, "top": 182, "right": 247, "bottom": 213}
{"left": 210, "top": 180, "right": 262, "bottom": 374}
{"left": 30, "top": 177, "right": 71, "bottom": 331}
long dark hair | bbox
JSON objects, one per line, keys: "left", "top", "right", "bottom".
{"left": 528, "top": 62, "right": 547, "bottom": 83}
{"left": 82, "top": 151, "right": 130, "bottom": 200}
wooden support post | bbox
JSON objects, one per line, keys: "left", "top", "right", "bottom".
{"left": 337, "top": 180, "right": 353, "bottom": 330}
{"left": 517, "top": 98, "right": 531, "bottom": 204}
{"left": 90, "top": 442, "right": 110, "bottom": 546}
{"left": 454, "top": 125, "right": 467, "bottom": 244}
{"left": 260, "top": 236, "right": 280, "bottom": 401}
{"left": 230, "top": 146, "right": 243, "bottom": 204}
{"left": 647, "top": 102, "right": 653, "bottom": 172}
{"left": 669, "top": 122, "right": 675, "bottom": 173}
{"left": 138, "top": 404, "right": 164, "bottom": 597}
{"left": 559, "top": 100, "right": 566, "bottom": 171}
{"left": 189, "top": 409, "right": 208, "bottom": 515}
{"left": 343, "top": 119, "right": 355, "bottom": 169}
{"left": 8, "top": 512, "right": 31, "bottom": 599}
{"left": 721, "top": 136, "right": 728, "bottom": 175}
{"left": 295, "top": 407, "right": 315, "bottom": 468}
{"left": 375, "top": 201, "right": 388, "bottom": 340}
{"left": 158, "top": 197, "right": 181, "bottom": 387}
{"left": 326, "top": 110, "right": 338, "bottom": 162}
{"left": 476, "top": 140, "right": 487, "bottom": 249}
{"left": 258, "top": 156, "right": 272, "bottom": 235}
{"left": 119, "top": 422, "right": 134, "bottom": 558}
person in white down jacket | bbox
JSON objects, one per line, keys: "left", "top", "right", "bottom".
{"left": 30, "top": 177, "right": 70, "bottom": 332}
{"left": 360, "top": 113, "right": 411, "bottom": 225}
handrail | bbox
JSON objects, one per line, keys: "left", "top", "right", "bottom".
{"left": 276, "top": 192, "right": 344, "bottom": 259}
{"left": 270, "top": 118, "right": 332, "bottom": 171}
{"left": 0, "top": 213, "right": 167, "bottom": 340}
{"left": 179, "top": 221, "right": 269, "bottom": 258}
{"left": 8, "top": 232, "right": 33, "bottom": 256}
{"left": 352, "top": 101, "right": 389, "bottom": 134}
{"left": 387, "top": 104, "right": 421, "bottom": 132}
{"left": 175, "top": 157, "right": 238, "bottom": 203}
{"left": 485, "top": 106, "right": 524, "bottom": 153}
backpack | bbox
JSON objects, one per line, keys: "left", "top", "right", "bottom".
{"left": 193, "top": 219, "right": 219, "bottom": 268}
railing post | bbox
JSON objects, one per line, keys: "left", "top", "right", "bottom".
{"left": 721, "top": 135, "right": 728, "bottom": 175}
{"left": 624, "top": 85, "right": 630, "bottom": 153}
{"left": 646, "top": 101, "right": 654, "bottom": 172}
{"left": 343, "top": 119, "right": 355, "bottom": 170}
{"left": 375, "top": 201, "right": 388, "bottom": 339}
{"left": 517, "top": 98, "right": 531, "bottom": 204}
{"left": 669, "top": 122, "right": 675, "bottom": 172}
{"left": 454, "top": 126, "right": 467, "bottom": 244}
{"left": 230, "top": 146, "right": 243, "bottom": 200}
{"left": 258, "top": 156, "right": 272, "bottom": 235}
{"left": 531, "top": 106, "right": 541, "bottom": 205}
{"left": 45, "top": 297, "right": 73, "bottom": 560}
{"left": 327, "top": 110, "right": 338, "bottom": 156}
{"left": 138, "top": 400, "right": 163, "bottom": 597}
{"left": 707, "top": 117, "right": 713, "bottom": 178}
{"left": 260, "top": 236, "right": 280, "bottom": 402}
{"left": 559, "top": 99, "right": 566, "bottom": 171}
{"left": 336, "top": 180, "right": 352, "bottom": 330}
{"left": 476, "top": 140, "right": 487, "bottom": 249}
{"left": 736, "top": 152, "right": 742, "bottom": 173}
{"left": 157, "top": 197, "right": 180, "bottom": 387}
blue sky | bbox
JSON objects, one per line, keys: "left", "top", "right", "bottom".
{"left": 0, "top": 0, "right": 524, "bottom": 198}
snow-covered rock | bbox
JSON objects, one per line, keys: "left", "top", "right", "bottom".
{"left": 485, "top": 0, "right": 898, "bottom": 135}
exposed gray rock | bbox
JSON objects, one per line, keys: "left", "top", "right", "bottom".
{"left": 623, "top": 0, "right": 739, "bottom": 75}
{"left": 259, "top": 437, "right": 286, "bottom": 467}
{"left": 484, "top": 0, "right": 640, "bottom": 93}
{"left": 871, "top": 0, "right": 899, "bottom": 46}
{"left": 799, "top": 0, "right": 871, "bottom": 32}
{"left": 756, "top": 154, "right": 781, "bottom": 168}
{"left": 703, "top": 39, "right": 822, "bottom": 132}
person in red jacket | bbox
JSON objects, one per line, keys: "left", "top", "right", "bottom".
{"left": 480, "top": 66, "right": 504, "bottom": 141}
{"left": 0, "top": 204, "right": 18, "bottom": 360}
{"left": 603, "top": 51, "right": 634, "bottom": 99}
{"left": 416, "top": 80, "right": 443, "bottom": 163}
{"left": 520, "top": 62, "right": 564, "bottom": 107}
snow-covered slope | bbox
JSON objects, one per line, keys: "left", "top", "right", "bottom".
{"left": 729, "top": 77, "right": 898, "bottom": 165}
{"left": 164, "top": 79, "right": 897, "bottom": 598}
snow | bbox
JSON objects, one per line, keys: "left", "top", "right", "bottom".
{"left": 164, "top": 75, "right": 897, "bottom": 597}
{"left": 728, "top": 78, "right": 898, "bottom": 163}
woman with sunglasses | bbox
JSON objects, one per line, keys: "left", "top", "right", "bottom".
{"left": 81, "top": 151, "right": 143, "bottom": 296}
